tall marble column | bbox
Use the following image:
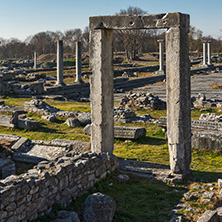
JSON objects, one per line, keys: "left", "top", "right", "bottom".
{"left": 202, "top": 41, "right": 207, "bottom": 67}
{"left": 75, "top": 41, "right": 83, "bottom": 83}
{"left": 166, "top": 26, "right": 191, "bottom": 175}
{"left": 155, "top": 39, "right": 165, "bottom": 74}
{"left": 55, "top": 40, "right": 65, "bottom": 86}
{"left": 33, "top": 51, "right": 37, "bottom": 69}
{"left": 207, "top": 41, "right": 213, "bottom": 66}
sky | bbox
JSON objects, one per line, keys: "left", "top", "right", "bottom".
{"left": 0, "top": 0, "right": 221, "bottom": 41}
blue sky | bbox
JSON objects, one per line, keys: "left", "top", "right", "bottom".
{"left": 0, "top": 0, "right": 221, "bottom": 40}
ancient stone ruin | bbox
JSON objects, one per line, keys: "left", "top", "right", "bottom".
{"left": 89, "top": 12, "right": 191, "bottom": 175}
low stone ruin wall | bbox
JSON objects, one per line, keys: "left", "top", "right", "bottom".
{"left": 159, "top": 117, "right": 222, "bottom": 152}
{"left": 0, "top": 152, "right": 118, "bottom": 221}
{"left": 11, "top": 81, "right": 44, "bottom": 95}
{"left": 192, "top": 130, "right": 222, "bottom": 152}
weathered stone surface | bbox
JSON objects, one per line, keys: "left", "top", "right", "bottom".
{"left": 89, "top": 12, "right": 191, "bottom": 175}
{"left": 0, "top": 152, "right": 118, "bottom": 221}
{"left": 24, "top": 99, "right": 59, "bottom": 115}
{"left": 197, "top": 210, "right": 218, "bottom": 222}
{"left": 199, "top": 113, "right": 222, "bottom": 122}
{"left": 83, "top": 192, "right": 116, "bottom": 222}
{"left": 65, "top": 118, "right": 81, "bottom": 127}
{"left": 18, "top": 119, "right": 41, "bottom": 130}
{"left": 42, "top": 115, "right": 56, "bottom": 122}
{"left": 90, "top": 28, "right": 114, "bottom": 153}
{"left": 192, "top": 130, "right": 222, "bottom": 152}
{"left": 55, "top": 40, "right": 65, "bottom": 86}
{"left": 11, "top": 137, "right": 31, "bottom": 152}
{"left": 119, "top": 92, "right": 166, "bottom": 111}
{"left": 84, "top": 124, "right": 146, "bottom": 139}
{"left": 0, "top": 113, "right": 17, "bottom": 128}
{"left": 159, "top": 116, "right": 222, "bottom": 132}
{"left": 13, "top": 153, "right": 48, "bottom": 164}
{"left": 77, "top": 112, "right": 91, "bottom": 126}
{"left": 12, "top": 82, "right": 44, "bottom": 95}
{"left": 155, "top": 39, "right": 165, "bottom": 74}
{"left": 75, "top": 41, "right": 83, "bottom": 84}
{"left": 166, "top": 24, "right": 191, "bottom": 174}
{"left": 90, "top": 13, "right": 189, "bottom": 30}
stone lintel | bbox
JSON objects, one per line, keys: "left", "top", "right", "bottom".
{"left": 89, "top": 13, "right": 189, "bottom": 31}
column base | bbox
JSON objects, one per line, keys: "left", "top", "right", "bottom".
{"left": 199, "top": 64, "right": 214, "bottom": 68}
{"left": 207, "top": 64, "right": 214, "bottom": 67}
{"left": 74, "top": 79, "right": 84, "bottom": 84}
{"left": 55, "top": 82, "right": 66, "bottom": 87}
{"left": 155, "top": 70, "right": 165, "bottom": 75}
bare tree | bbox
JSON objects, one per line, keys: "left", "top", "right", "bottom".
{"left": 114, "top": 6, "right": 152, "bottom": 62}
{"left": 63, "top": 29, "right": 82, "bottom": 53}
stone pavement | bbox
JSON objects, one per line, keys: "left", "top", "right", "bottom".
{"left": 114, "top": 71, "right": 222, "bottom": 102}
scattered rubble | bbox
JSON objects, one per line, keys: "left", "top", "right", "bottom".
{"left": 199, "top": 113, "right": 222, "bottom": 122}
{"left": 119, "top": 91, "right": 166, "bottom": 110}
{"left": 114, "top": 107, "right": 155, "bottom": 123}
{"left": 192, "top": 93, "right": 222, "bottom": 108}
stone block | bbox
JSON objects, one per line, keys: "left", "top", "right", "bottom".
{"left": 18, "top": 119, "right": 41, "bottom": 130}
{"left": 11, "top": 137, "right": 31, "bottom": 152}
{"left": 197, "top": 210, "right": 218, "bottom": 222}
{"left": 65, "top": 118, "right": 81, "bottom": 127}
{"left": 0, "top": 114, "right": 17, "bottom": 128}
{"left": 83, "top": 192, "right": 116, "bottom": 222}
{"left": 84, "top": 124, "right": 146, "bottom": 139}
{"left": 13, "top": 153, "right": 48, "bottom": 164}
{"left": 90, "top": 13, "right": 189, "bottom": 30}
{"left": 218, "top": 179, "right": 222, "bottom": 188}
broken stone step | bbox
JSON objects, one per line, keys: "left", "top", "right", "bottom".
{"left": 84, "top": 124, "right": 146, "bottom": 139}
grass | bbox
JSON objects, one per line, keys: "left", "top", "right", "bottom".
{"left": 33, "top": 171, "right": 186, "bottom": 222}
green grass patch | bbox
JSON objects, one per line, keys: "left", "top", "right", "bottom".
{"left": 33, "top": 171, "right": 185, "bottom": 222}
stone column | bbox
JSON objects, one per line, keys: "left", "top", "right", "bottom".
{"left": 33, "top": 51, "right": 37, "bottom": 69}
{"left": 90, "top": 29, "right": 114, "bottom": 153}
{"left": 166, "top": 25, "right": 191, "bottom": 175}
{"left": 55, "top": 40, "right": 65, "bottom": 86}
{"left": 202, "top": 41, "right": 207, "bottom": 67}
{"left": 155, "top": 40, "right": 165, "bottom": 74}
{"left": 75, "top": 41, "right": 83, "bottom": 83}
{"left": 207, "top": 41, "right": 212, "bottom": 66}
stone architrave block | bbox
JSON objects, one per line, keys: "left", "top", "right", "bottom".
{"left": 84, "top": 124, "right": 146, "bottom": 139}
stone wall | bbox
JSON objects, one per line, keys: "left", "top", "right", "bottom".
{"left": 192, "top": 130, "right": 222, "bottom": 152}
{"left": 0, "top": 152, "right": 118, "bottom": 221}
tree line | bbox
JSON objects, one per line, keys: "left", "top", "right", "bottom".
{"left": 0, "top": 27, "right": 89, "bottom": 60}
{"left": 0, "top": 7, "right": 221, "bottom": 61}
